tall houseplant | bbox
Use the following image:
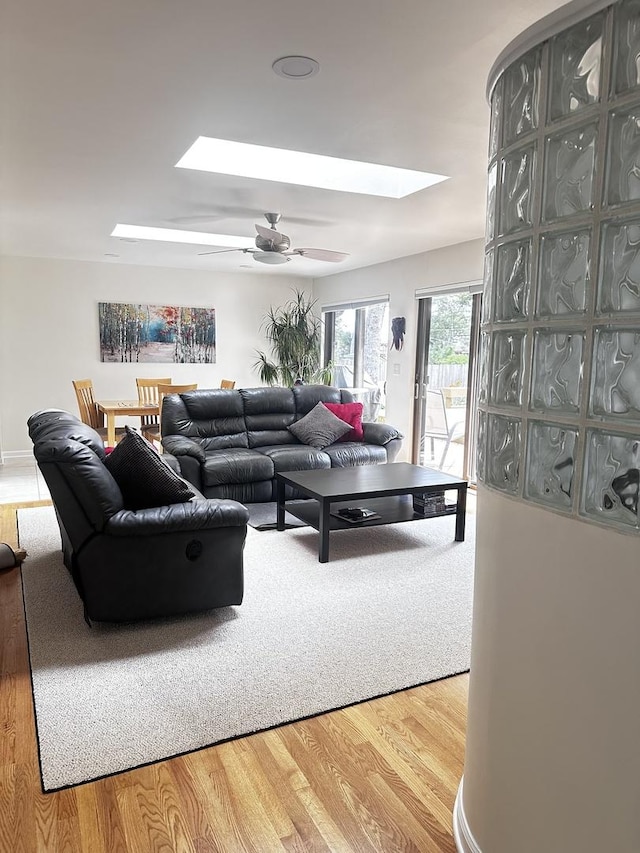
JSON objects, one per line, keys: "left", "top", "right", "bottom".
{"left": 254, "top": 290, "right": 332, "bottom": 386}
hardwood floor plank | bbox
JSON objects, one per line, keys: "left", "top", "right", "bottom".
{"left": 216, "top": 740, "right": 289, "bottom": 851}
{"left": 367, "top": 771, "right": 456, "bottom": 853}
{"left": 1, "top": 500, "right": 468, "bottom": 851}
{"left": 116, "top": 763, "right": 196, "bottom": 853}
{"left": 0, "top": 765, "right": 16, "bottom": 853}
{"left": 249, "top": 733, "right": 334, "bottom": 852}
{"left": 347, "top": 701, "right": 457, "bottom": 831}
{"left": 74, "top": 785, "right": 109, "bottom": 853}
{"left": 181, "top": 749, "right": 268, "bottom": 852}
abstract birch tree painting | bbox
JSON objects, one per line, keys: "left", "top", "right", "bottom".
{"left": 99, "top": 303, "right": 216, "bottom": 363}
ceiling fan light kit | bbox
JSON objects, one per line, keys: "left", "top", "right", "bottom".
{"left": 252, "top": 252, "right": 290, "bottom": 265}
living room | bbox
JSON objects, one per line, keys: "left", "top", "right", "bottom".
{"left": 4, "top": 1, "right": 640, "bottom": 852}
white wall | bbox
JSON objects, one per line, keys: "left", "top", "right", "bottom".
{"left": 459, "top": 486, "right": 640, "bottom": 853}
{"left": 312, "top": 238, "right": 484, "bottom": 457}
{"left": 0, "top": 255, "right": 308, "bottom": 455}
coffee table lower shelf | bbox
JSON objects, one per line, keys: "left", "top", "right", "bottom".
{"left": 284, "top": 495, "right": 457, "bottom": 530}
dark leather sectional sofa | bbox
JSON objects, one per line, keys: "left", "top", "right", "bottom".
{"left": 161, "top": 385, "right": 404, "bottom": 502}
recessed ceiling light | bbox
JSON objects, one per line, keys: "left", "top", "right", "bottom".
{"left": 272, "top": 56, "right": 320, "bottom": 79}
{"left": 175, "top": 137, "right": 448, "bottom": 199}
{"left": 110, "top": 224, "right": 254, "bottom": 248}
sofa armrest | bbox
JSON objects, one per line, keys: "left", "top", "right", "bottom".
{"left": 160, "top": 452, "right": 181, "bottom": 474}
{"left": 362, "top": 422, "right": 404, "bottom": 446}
{"left": 161, "top": 434, "right": 206, "bottom": 462}
{"left": 105, "top": 499, "right": 249, "bottom": 537}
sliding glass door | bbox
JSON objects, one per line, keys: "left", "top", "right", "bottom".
{"left": 412, "top": 292, "right": 481, "bottom": 481}
{"left": 323, "top": 300, "right": 389, "bottom": 422}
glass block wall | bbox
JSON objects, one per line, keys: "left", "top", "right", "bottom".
{"left": 480, "top": 0, "right": 640, "bottom": 533}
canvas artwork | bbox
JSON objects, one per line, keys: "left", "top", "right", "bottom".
{"left": 99, "top": 303, "right": 216, "bottom": 363}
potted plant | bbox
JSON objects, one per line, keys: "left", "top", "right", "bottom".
{"left": 254, "top": 290, "right": 332, "bottom": 386}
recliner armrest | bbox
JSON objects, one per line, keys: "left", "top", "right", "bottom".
{"left": 362, "top": 422, "right": 404, "bottom": 446}
{"left": 160, "top": 452, "right": 181, "bottom": 474}
{"left": 105, "top": 499, "right": 249, "bottom": 536}
{"left": 161, "top": 435, "right": 206, "bottom": 462}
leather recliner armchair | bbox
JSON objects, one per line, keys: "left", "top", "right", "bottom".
{"left": 27, "top": 409, "right": 249, "bottom": 623}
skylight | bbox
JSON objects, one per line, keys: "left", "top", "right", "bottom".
{"left": 175, "top": 137, "right": 448, "bottom": 199}
{"left": 110, "top": 224, "right": 254, "bottom": 248}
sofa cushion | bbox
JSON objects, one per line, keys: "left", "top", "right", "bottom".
{"left": 323, "top": 442, "right": 387, "bottom": 467}
{"left": 203, "top": 448, "right": 274, "bottom": 487}
{"left": 105, "top": 426, "right": 195, "bottom": 510}
{"left": 322, "top": 402, "right": 364, "bottom": 442}
{"left": 292, "top": 384, "right": 344, "bottom": 414}
{"left": 162, "top": 390, "right": 248, "bottom": 450}
{"left": 256, "top": 444, "right": 331, "bottom": 473}
{"left": 288, "top": 402, "right": 351, "bottom": 449}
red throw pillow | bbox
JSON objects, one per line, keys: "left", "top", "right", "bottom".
{"left": 322, "top": 402, "right": 364, "bottom": 442}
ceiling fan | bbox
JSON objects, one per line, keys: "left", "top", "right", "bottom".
{"left": 198, "top": 213, "right": 348, "bottom": 265}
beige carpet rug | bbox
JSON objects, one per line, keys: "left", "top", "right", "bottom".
{"left": 19, "top": 504, "right": 475, "bottom": 792}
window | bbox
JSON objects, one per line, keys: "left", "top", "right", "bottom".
{"left": 322, "top": 299, "right": 389, "bottom": 422}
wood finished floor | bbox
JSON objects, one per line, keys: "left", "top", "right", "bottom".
{"left": 0, "top": 501, "right": 468, "bottom": 853}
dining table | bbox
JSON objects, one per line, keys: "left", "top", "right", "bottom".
{"left": 96, "top": 400, "right": 159, "bottom": 447}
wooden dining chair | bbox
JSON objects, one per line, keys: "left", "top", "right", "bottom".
{"left": 136, "top": 377, "right": 171, "bottom": 444}
{"left": 220, "top": 379, "right": 236, "bottom": 389}
{"left": 144, "top": 383, "right": 198, "bottom": 446}
{"left": 72, "top": 379, "right": 126, "bottom": 443}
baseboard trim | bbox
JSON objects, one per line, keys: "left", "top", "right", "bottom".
{"left": 453, "top": 777, "right": 482, "bottom": 853}
{"left": 1, "top": 450, "right": 34, "bottom": 465}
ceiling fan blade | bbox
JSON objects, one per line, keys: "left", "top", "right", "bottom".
{"left": 292, "top": 247, "right": 349, "bottom": 262}
{"left": 197, "top": 247, "right": 245, "bottom": 256}
{"left": 255, "top": 223, "right": 288, "bottom": 244}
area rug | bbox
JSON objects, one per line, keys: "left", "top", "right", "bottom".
{"left": 19, "top": 505, "right": 475, "bottom": 792}
{"left": 246, "top": 500, "right": 307, "bottom": 530}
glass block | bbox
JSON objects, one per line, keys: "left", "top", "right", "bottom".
{"left": 543, "top": 124, "right": 597, "bottom": 220}
{"left": 597, "top": 217, "right": 640, "bottom": 314}
{"left": 485, "top": 413, "right": 521, "bottom": 494}
{"left": 530, "top": 329, "right": 584, "bottom": 413}
{"left": 581, "top": 428, "right": 640, "bottom": 529}
{"left": 486, "top": 162, "right": 498, "bottom": 242}
{"left": 590, "top": 326, "right": 640, "bottom": 422}
{"left": 490, "top": 330, "right": 526, "bottom": 407}
{"left": 537, "top": 229, "right": 591, "bottom": 316}
{"left": 500, "top": 145, "right": 535, "bottom": 235}
{"left": 481, "top": 251, "right": 494, "bottom": 325}
{"left": 478, "top": 332, "right": 491, "bottom": 405}
{"left": 503, "top": 47, "right": 541, "bottom": 144}
{"left": 612, "top": 0, "right": 640, "bottom": 94}
{"left": 476, "top": 409, "right": 487, "bottom": 483}
{"left": 489, "top": 78, "right": 503, "bottom": 158}
{"left": 605, "top": 104, "right": 640, "bottom": 207}
{"left": 548, "top": 13, "right": 603, "bottom": 120}
{"left": 495, "top": 239, "right": 531, "bottom": 322}
{"left": 525, "top": 421, "right": 578, "bottom": 509}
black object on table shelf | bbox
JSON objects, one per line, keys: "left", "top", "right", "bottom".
{"left": 413, "top": 490, "right": 446, "bottom": 515}
{"left": 332, "top": 507, "right": 381, "bottom": 524}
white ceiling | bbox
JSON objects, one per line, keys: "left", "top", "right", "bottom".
{"left": 2, "top": 0, "right": 572, "bottom": 278}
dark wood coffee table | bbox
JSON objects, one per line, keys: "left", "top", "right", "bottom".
{"left": 276, "top": 462, "right": 468, "bottom": 562}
